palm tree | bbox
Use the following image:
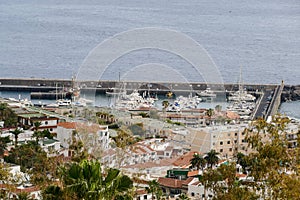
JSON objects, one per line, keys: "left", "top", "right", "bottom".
{"left": 10, "top": 128, "right": 24, "bottom": 148}
{"left": 162, "top": 100, "right": 169, "bottom": 114}
{"left": 0, "top": 103, "right": 7, "bottom": 121}
{"left": 206, "top": 108, "right": 214, "bottom": 117}
{"left": 32, "top": 121, "right": 42, "bottom": 143}
{"left": 42, "top": 185, "right": 64, "bottom": 200}
{"left": 205, "top": 149, "right": 220, "bottom": 169}
{"left": 146, "top": 180, "right": 163, "bottom": 200}
{"left": 61, "top": 159, "right": 133, "bottom": 200}
{"left": 190, "top": 153, "right": 206, "bottom": 171}
{"left": 17, "top": 192, "right": 32, "bottom": 200}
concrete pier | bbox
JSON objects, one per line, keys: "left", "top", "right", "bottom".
{"left": 0, "top": 78, "right": 296, "bottom": 116}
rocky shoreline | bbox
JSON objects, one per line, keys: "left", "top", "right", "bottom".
{"left": 282, "top": 85, "right": 300, "bottom": 102}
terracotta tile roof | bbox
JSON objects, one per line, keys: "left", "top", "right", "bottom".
{"left": 173, "top": 151, "right": 200, "bottom": 167}
{"left": 132, "top": 144, "right": 155, "bottom": 154}
{"left": 158, "top": 177, "right": 184, "bottom": 188}
{"left": 226, "top": 111, "right": 240, "bottom": 119}
{"left": 135, "top": 189, "right": 148, "bottom": 195}
{"left": 181, "top": 108, "right": 207, "bottom": 113}
{"left": 58, "top": 122, "right": 107, "bottom": 132}
{"left": 0, "top": 184, "right": 40, "bottom": 194}
{"left": 102, "top": 149, "right": 116, "bottom": 157}
{"left": 57, "top": 122, "right": 76, "bottom": 129}
{"left": 191, "top": 181, "right": 200, "bottom": 186}
{"left": 182, "top": 177, "right": 195, "bottom": 185}
{"left": 187, "top": 170, "right": 199, "bottom": 177}
{"left": 236, "top": 173, "right": 247, "bottom": 178}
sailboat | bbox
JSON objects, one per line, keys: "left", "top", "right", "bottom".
{"left": 228, "top": 67, "right": 256, "bottom": 102}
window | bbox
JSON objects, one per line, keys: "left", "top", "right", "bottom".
{"left": 235, "top": 132, "right": 238, "bottom": 136}
{"left": 234, "top": 140, "right": 237, "bottom": 143}
{"left": 227, "top": 141, "right": 230, "bottom": 144}
{"left": 191, "top": 192, "right": 195, "bottom": 197}
{"left": 229, "top": 148, "right": 232, "bottom": 152}
{"left": 45, "top": 121, "right": 48, "bottom": 125}
{"left": 220, "top": 141, "right": 223, "bottom": 145}
{"left": 50, "top": 128, "right": 53, "bottom": 131}
{"left": 143, "top": 195, "right": 147, "bottom": 199}
{"left": 220, "top": 149, "right": 223, "bottom": 152}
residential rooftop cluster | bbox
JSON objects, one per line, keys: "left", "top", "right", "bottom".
{"left": 0, "top": 95, "right": 299, "bottom": 199}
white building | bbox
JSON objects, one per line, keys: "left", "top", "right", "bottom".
{"left": 39, "top": 138, "right": 61, "bottom": 157}
{"left": 57, "top": 122, "right": 111, "bottom": 157}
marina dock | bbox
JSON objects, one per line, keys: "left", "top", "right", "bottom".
{"left": 0, "top": 78, "right": 296, "bottom": 118}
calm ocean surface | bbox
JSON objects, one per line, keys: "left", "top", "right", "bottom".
{"left": 0, "top": 0, "right": 299, "bottom": 116}
{"left": 0, "top": 0, "right": 299, "bottom": 84}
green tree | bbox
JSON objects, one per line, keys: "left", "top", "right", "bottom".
{"left": 68, "top": 130, "right": 88, "bottom": 163}
{"left": 4, "top": 142, "right": 50, "bottom": 185}
{"left": 0, "top": 136, "right": 10, "bottom": 157}
{"left": 146, "top": 180, "right": 163, "bottom": 200}
{"left": 177, "top": 193, "right": 190, "bottom": 200}
{"left": 201, "top": 163, "right": 258, "bottom": 200}
{"left": 162, "top": 100, "right": 169, "bottom": 113}
{"left": 206, "top": 108, "right": 214, "bottom": 118}
{"left": 10, "top": 128, "right": 24, "bottom": 148}
{"left": 112, "top": 128, "right": 135, "bottom": 149}
{"left": 42, "top": 185, "right": 65, "bottom": 200}
{"left": 17, "top": 192, "right": 32, "bottom": 200}
{"left": 190, "top": 153, "right": 206, "bottom": 171}
{"left": 61, "top": 159, "right": 133, "bottom": 200}
{"left": 215, "top": 105, "right": 222, "bottom": 112}
{"left": 205, "top": 150, "right": 219, "bottom": 169}
{"left": 243, "top": 115, "right": 300, "bottom": 199}
{"left": 0, "top": 103, "right": 18, "bottom": 128}
{"left": 32, "top": 121, "right": 42, "bottom": 144}
{"left": 236, "top": 152, "right": 250, "bottom": 174}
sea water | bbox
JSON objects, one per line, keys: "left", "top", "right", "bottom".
{"left": 0, "top": 0, "right": 299, "bottom": 85}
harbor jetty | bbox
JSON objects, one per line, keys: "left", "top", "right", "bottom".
{"left": 0, "top": 78, "right": 298, "bottom": 120}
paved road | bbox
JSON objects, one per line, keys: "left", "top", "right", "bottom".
{"left": 253, "top": 89, "right": 274, "bottom": 119}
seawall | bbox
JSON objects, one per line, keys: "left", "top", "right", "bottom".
{"left": 0, "top": 78, "right": 298, "bottom": 101}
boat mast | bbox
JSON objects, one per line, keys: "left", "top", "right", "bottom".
{"left": 239, "top": 66, "right": 244, "bottom": 101}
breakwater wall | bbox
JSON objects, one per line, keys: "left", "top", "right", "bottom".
{"left": 0, "top": 78, "right": 298, "bottom": 101}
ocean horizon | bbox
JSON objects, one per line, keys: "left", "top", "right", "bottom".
{"left": 0, "top": 0, "right": 299, "bottom": 85}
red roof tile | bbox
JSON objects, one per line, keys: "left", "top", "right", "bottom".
{"left": 173, "top": 151, "right": 200, "bottom": 167}
{"left": 236, "top": 173, "right": 247, "bottom": 178}
{"left": 187, "top": 170, "right": 199, "bottom": 177}
{"left": 158, "top": 177, "right": 184, "bottom": 188}
{"left": 57, "top": 122, "right": 76, "bottom": 129}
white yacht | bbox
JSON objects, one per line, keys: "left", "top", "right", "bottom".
{"left": 167, "top": 94, "right": 202, "bottom": 111}
{"left": 114, "top": 90, "right": 157, "bottom": 110}
{"left": 196, "top": 88, "right": 217, "bottom": 98}
{"left": 228, "top": 67, "right": 256, "bottom": 102}
{"left": 56, "top": 99, "right": 72, "bottom": 107}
